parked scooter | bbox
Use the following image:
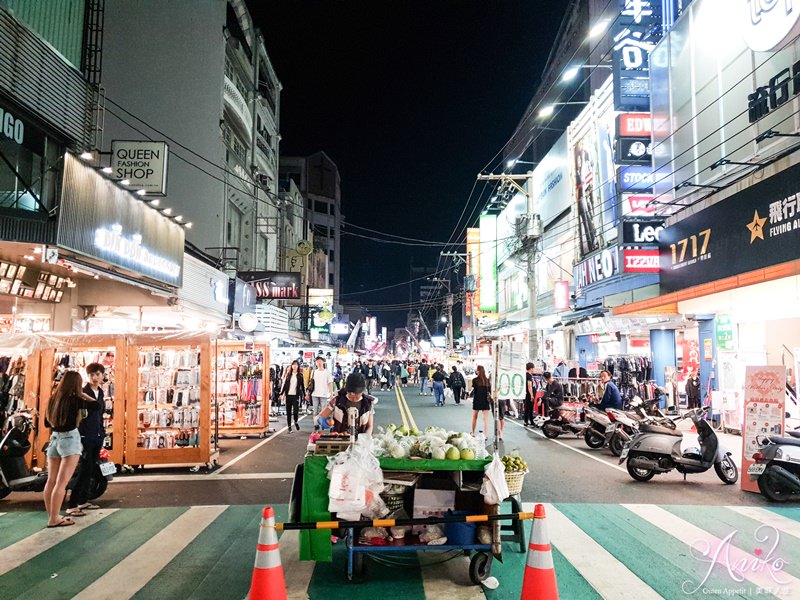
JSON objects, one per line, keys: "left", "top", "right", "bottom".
{"left": 606, "top": 398, "right": 677, "bottom": 456}
{"left": 0, "top": 410, "right": 47, "bottom": 498}
{"left": 541, "top": 404, "right": 588, "bottom": 439}
{"left": 749, "top": 428, "right": 800, "bottom": 502}
{"left": 619, "top": 407, "right": 738, "bottom": 484}
{"left": 0, "top": 410, "right": 114, "bottom": 501}
{"left": 583, "top": 406, "right": 617, "bottom": 449}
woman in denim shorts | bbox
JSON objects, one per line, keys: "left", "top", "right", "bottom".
{"left": 43, "top": 371, "right": 99, "bottom": 528}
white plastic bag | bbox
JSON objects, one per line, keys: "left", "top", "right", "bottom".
{"left": 327, "top": 434, "right": 388, "bottom": 520}
{"left": 444, "top": 388, "right": 454, "bottom": 403}
{"left": 480, "top": 452, "right": 510, "bottom": 505}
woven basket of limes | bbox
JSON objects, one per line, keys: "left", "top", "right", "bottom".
{"left": 501, "top": 454, "right": 528, "bottom": 496}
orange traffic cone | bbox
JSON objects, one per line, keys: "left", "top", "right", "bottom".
{"left": 248, "top": 506, "right": 287, "bottom": 600}
{"left": 520, "top": 504, "right": 558, "bottom": 600}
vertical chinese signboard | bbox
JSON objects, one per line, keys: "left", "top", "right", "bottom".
{"left": 613, "top": 0, "right": 664, "bottom": 112}
{"left": 741, "top": 366, "right": 786, "bottom": 493}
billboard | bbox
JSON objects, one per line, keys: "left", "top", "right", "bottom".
{"left": 466, "top": 228, "right": 481, "bottom": 316}
{"left": 479, "top": 215, "right": 497, "bottom": 312}
{"left": 239, "top": 271, "right": 301, "bottom": 300}
{"left": 574, "top": 131, "right": 601, "bottom": 256}
{"left": 532, "top": 132, "right": 571, "bottom": 226}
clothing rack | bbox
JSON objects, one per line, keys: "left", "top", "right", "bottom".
{"left": 601, "top": 354, "right": 657, "bottom": 402}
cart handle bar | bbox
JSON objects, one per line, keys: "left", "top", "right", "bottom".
{"left": 272, "top": 511, "right": 538, "bottom": 532}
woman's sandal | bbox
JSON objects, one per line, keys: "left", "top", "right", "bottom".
{"left": 47, "top": 518, "right": 75, "bottom": 528}
{"left": 65, "top": 508, "right": 87, "bottom": 517}
{"left": 79, "top": 503, "right": 100, "bottom": 510}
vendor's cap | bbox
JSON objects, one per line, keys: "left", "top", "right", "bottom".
{"left": 345, "top": 372, "right": 366, "bottom": 393}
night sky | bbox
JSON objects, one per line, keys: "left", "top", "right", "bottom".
{"left": 249, "top": 1, "right": 567, "bottom": 328}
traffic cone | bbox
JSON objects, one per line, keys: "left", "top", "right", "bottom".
{"left": 520, "top": 504, "right": 558, "bottom": 600}
{"left": 247, "top": 506, "right": 287, "bottom": 600}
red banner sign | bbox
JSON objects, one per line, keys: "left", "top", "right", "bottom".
{"left": 622, "top": 249, "right": 660, "bottom": 273}
{"left": 618, "top": 113, "right": 652, "bottom": 137}
{"left": 554, "top": 280, "right": 570, "bottom": 311}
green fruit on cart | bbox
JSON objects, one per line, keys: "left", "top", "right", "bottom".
{"left": 446, "top": 447, "right": 461, "bottom": 460}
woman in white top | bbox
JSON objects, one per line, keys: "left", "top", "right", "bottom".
{"left": 308, "top": 356, "right": 334, "bottom": 432}
{"left": 280, "top": 360, "right": 305, "bottom": 432}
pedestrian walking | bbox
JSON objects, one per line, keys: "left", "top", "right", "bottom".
{"left": 380, "top": 362, "right": 391, "bottom": 391}
{"left": 333, "top": 363, "right": 343, "bottom": 391}
{"left": 448, "top": 365, "right": 465, "bottom": 405}
{"left": 470, "top": 365, "right": 491, "bottom": 437}
{"left": 523, "top": 362, "right": 536, "bottom": 427}
{"left": 685, "top": 367, "right": 701, "bottom": 409}
{"left": 65, "top": 363, "right": 106, "bottom": 517}
{"left": 431, "top": 364, "right": 447, "bottom": 406}
{"left": 400, "top": 362, "right": 410, "bottom": 387}
{"left": 408, "top": 362, "right": 417, "bottom": 385}
{"left": 308, "top": 356, "right": 334, "bottom": 431}
{"left": 494, "top": 398, "right": 510, "bottom": 441}
{"left": 364, "top": 359, "right": 379, "bottom": 393}
{"left": 280, "top": 360, "right": 305, "bottom": 432}
{"left": 418, "top": 360, "right": 430, "bottom": 395}
{"left": 42, "top": 371, "right": 98, "bottom": 528}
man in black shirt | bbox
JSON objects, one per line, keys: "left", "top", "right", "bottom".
{"left": 523, "top": 362, "right": 536, "bottom": 426}
{"left": 418, "top": 360, "right": 430, "bottom": 396}
{"left": 543, "top": 371, "right": 564, "bottom": 412}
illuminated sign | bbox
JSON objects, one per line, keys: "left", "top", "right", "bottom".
{"left": 0, "top": 107, "right": 25, "bottom": 144}
{"left": 239, "top": 271, "right": 301, "bottom": 300}
{"left": 739, "top": 0, "right": 800, "bottom": 52}
{"left": 574, "top": 247, "right": 620, "bottom": 296}
{"left": 111, "top": 141, "right": 169, "bottom": 195}
{"left": 619, "top": 166, "right": 655, "bottom": 193}
{"left": 617, "top": 113, "right": 652, "bottom": 137}
{"left": 622, "top": 249, "right": 661, "bottom": 272}
{"left": 466, "top": 227, "right": 481, "bottom": 316}
{"left": 619, "top": 218, "right": 666, "bottom": 244}
{"left": 621, "top": 193, "right": 656, "bottom": 216}
{"left": 554, "top": 280, "right": 571, "bottom": 311}
{"left": 612, "top": 0, "right": 663, "bottom": 111}
{"left": 616, "top": 137, "right": 652, "bottom": 165}
{"left": 479, "top": 215, "right": 497, "bottom": 312}
{"left": 94, "top": 225, "right": 181, "bottom": 277}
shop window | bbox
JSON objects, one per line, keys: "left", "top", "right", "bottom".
{"left": 315, "top": 200, "right": 328, "bottom": 214}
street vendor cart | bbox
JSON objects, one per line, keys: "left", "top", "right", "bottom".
{"left": 293, "top": 453, "right": 518, "bottom": 584}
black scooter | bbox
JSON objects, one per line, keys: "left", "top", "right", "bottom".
{"left": 619, "top": 407, "right": 738, "bottom": 484}
{"left": 749, "top": 427, "right": 800, "bottom": 502}
{"left": 0, "top": 410, "right": 47, "bottom": 498}
{"left": 1, "top": 410, "right": 114, "bottom": 501}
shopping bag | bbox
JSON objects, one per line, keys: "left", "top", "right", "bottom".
{"left": 480, "top": 452, "right": 510, "bottom": 505}
{"left": 443, "top": 388, "right": 454, "bottom": 403}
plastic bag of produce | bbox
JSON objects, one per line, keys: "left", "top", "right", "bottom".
{"left": 327, "top": 435, "right": 388, "bottom": 519}
{"left": 480, "top": 452, "right": 510, "bottom": 505}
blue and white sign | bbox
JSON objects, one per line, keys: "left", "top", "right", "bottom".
{"left": 739, "top": 0, "right": 800, "bottom": 52}
{"left": 619, "top": 165, "right": 655, "bottom": 193}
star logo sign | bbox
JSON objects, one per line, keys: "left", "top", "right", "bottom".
{"left": 746, "top": 210, "right": 767, "bottom": 243}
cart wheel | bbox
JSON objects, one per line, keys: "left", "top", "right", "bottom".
{"left": 469, "top": 552, "right": 492, "bottom": 585}
{"left": 259, "top": 432, "right": 267, "bottom": 439}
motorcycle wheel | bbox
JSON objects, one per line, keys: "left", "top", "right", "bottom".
{"left": 87, "top": 470, "right": 108, "bottom": 500}
{"left": 626, "top": 455, "right": 656, "bottom": 482}
{"left": 0, "top": 485, "right": 11, "bottom": 500}
{"left": 609, "top": 434, "right": 625, "bottom": 457}
{"left": 542, "top": 422, "right": 561, "bottom": 439}
{"left": 584, "top": 429, "right": 605, "bottom": 449}
{"left": 714, "top": 456, "right": 738, "bottom": 485}
{"left": 757, "top": 467, "right": 790, "bottom": 502}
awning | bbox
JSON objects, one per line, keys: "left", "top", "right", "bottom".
{"left": 557, "top": 306, "right": 606, "bottom": 327}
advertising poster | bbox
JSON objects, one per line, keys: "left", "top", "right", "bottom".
{"left": 741, "top": 365, "right": 786, "bottom": 493}
{"left": 596, "top": 120, "right": 618, "bottom": 246}
{"left": 574, "top": 133, "right": 601, "bottom": 257}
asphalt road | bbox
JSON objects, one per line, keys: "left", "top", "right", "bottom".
{"left": 1, "top": 387, "right": 773, "bottom": 511}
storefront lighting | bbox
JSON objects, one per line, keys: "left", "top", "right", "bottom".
{"left": 148, "top": 198, "right": 160, "bottom": 207}
{"left": 162, "top": 208, "right": 172, "bottom": 216}
{"left": 184, "top": 222, "right": 193, "bottom": 229}
{"left": 588, "top": 20, "right": 609, "bottom": 39}
{"left": 101, "top": 166, "right": 113, "bottom": 174}
{"left": 23, "top": 255, "right": 34, "bottom": 260}
{"left": 174, "top": 215, "right": 184, "bottom": 222}
{"left": 119, "top": 179, "right": 130, "bottom": 186}
{"left": 32, "top": 247, "right": 42, "bottom": 254}
{"left": 538, "top": 101, "right": 588, "bottom": 119}
{"left": 506, "top": 158, "right": 539, "bottom": 168}
{"left": 136, "top": 189, "right": 147, "bottom": 196}
{"left": 80, "top": 151, "right": 94, "bottom": 161}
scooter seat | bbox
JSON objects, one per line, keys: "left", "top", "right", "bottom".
{"left": 787, "top": 430, "right": 800, "bottom": 439}
{"left": 639, "top": 423, "right": 683, "bottom": 436}
{"left": 769, "top": 435, "right": 800, "bottom": 447}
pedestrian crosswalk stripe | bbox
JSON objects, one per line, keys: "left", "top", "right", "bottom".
{"left": 728, "top": 505, "right": 800, "bottom": 540}
{"left": 623, "top": 504, "right": 798, "bottom": 599}
{"left": 131, "top": 504, "right": 272, "bottom": 600}
{"left": 0, "top": 506, "right": 189, "bottom": 600}
{"left": 0, "top": 511, "right": 50, "bottom": 551}
{"left": 280, "top": 530, "right": 317, "bottom": 600}
{"left": 74, "top": 505, "right": 227, "bottom": 600}
{"left": 0, "top": 509, "right": 118, "bottom": 577}
{"left": 533, "top": 503, "right": 662, "bottom": 599}
{"left": 664, "top": 505, "right": 800, "bottom": 581}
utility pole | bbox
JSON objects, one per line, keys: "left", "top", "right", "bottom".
{"left": 430, "top": 277, "right": 453, "bottom": 352}
{"left": 476, "top": 171, "right": 541, "bottom": 363}
{"left": 440, "top": 250, "right": 475, "bottom": 355}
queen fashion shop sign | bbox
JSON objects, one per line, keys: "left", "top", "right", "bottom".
{"left": 659, "top": 161, "right": 800, "bottom": 293}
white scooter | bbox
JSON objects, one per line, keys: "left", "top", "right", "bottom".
{"left": 749, "top": 427, "right": 800, "bottom": 502}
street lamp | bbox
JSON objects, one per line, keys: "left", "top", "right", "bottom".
{"left": 538, "top": 101, "right": 589, "bottom": 119}
{"left": 506, "top": 158, "right": 539, "bottom": 169}
{"left": 588, "top": 19, "right": 610, "bottom": 39}
{"left": 562, "top": 64, "right": 613, "bottom": 82}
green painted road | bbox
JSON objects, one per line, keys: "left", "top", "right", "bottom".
{"left": 1, "top": 502, "right": 799, "bottom": 599}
